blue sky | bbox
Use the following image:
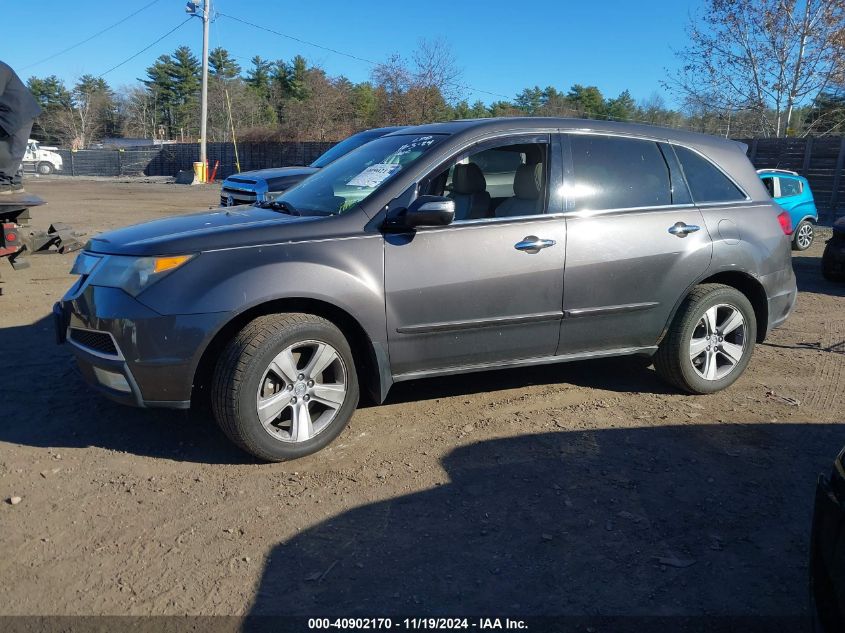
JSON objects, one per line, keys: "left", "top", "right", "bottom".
{"left": 4, "top": 0, "right": 698, "bottom": 107}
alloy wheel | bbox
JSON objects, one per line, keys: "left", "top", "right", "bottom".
{"left": 797, "top": 222, "right": 814, "bottom": 249}
{"left": 255, "top": 339, "right": 347, "bottom": 443}
{"left": 689, "top": 304, "right": 747, "bottom": 381}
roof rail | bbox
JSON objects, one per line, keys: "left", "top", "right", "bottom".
{"left": 756, "top": 168, "right": 799, "bottom": 176}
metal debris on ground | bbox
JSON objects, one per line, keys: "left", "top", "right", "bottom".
{"left": 0, "top": 195, "right": 84, "bottom": 294}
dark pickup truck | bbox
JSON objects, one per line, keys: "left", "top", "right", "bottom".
{"left": 219, "top": 126, "right": 405, "bottom": 206}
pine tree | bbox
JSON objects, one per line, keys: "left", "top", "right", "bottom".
{"left": 246, "top": 56, "right": 273, "bottom": 99}
{"left": 209, "top": 47, "right": 241, "bottom": 80}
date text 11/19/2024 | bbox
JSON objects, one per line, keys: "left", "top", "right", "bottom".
{"left": 307, "top": 618, "right": 528, "bottom": 630}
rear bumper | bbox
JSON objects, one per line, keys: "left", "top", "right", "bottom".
{"left": 54, "top": 286, "right": 230, "bottom": 409}
{"left": 760, "top": 265, "right": 797, "bottom": 334}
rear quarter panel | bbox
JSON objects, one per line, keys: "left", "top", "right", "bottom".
{"left": 699, "top": 202, "right": 792, "bottom": 279}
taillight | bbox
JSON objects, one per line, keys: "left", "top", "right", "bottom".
{"left": 777, "top": 211, "right": 793, "bottom": 235}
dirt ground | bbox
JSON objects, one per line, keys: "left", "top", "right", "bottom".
{"left": 0, "top": 178, "right": 843, "bottom": 624}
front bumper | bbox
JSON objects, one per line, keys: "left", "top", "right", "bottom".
{"left": 54, "top": 285, "right": 230, "bottom": 409}
{"left": 810, "top": 458, "right": 845, "bottom": 631}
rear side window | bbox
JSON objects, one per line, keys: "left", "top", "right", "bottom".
{"left": 568, "top": 135, "right": 671, "bottom": 211}
{"left": 674, "top": 145, "right": 746, "bottom": 203}
{"left": 778, "top": 177, "right": 803, "bottom": 197}
{"left": 761, "top": 176, "right": 775, "bottom": 197}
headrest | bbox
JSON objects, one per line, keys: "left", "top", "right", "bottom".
{"left": 513, "top": 163, "right": 543, "bottom": 200}
{"left": 452, "top": 163, "right": 486, "bottom": 194}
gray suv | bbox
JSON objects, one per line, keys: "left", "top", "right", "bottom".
{"left": 54, "top": 118, "right": 797, "bottom": 461}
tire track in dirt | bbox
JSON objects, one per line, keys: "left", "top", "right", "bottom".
{"left": 806, "top": 319, "right": 845, "bottom": 412}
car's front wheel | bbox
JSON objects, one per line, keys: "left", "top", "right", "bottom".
{"left": 655, "top": 284, "right": 756, "bottom": 394}
{"left": 793, "top": 219, "right": 815, "bottom": 251}
{"left": 37, "top": 162, "right": 54, "bottom": 175}
{"left": 212, "top": 313, "right": 359, "bottom": 461}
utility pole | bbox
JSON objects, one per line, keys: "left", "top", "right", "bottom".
{"left": 200, "top": 0, "right": 210, "bottom": 181}
{"left": 187, "top": 0, "right": 210, "bottom": 181}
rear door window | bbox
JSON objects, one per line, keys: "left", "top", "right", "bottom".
{"left": 673, "top": 145, "right": 746, "bottom": 204}
{"left": 567, "top": 134, "right": 672, "bottom": 211}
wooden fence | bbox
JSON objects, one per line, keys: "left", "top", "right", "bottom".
{"left": 740, "top": 136, "right": 845, "bottom": 220}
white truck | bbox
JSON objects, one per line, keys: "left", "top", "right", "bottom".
{"left": 23, "top": 139, "right": 63, "bottom": 175}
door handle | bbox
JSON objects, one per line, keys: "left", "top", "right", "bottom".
{"left": 668, "top": 222, "right": 701, "bottom": 238}
{"left": 514, "top": 236, "right": 556, "bottom": 253}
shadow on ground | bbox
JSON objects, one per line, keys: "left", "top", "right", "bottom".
{"left": 0, "top": 314, "right": 252, "bottom": 464}
{"left": 247, "top": 424, "right": 843, "bottom": 631}
{"left": 793, "top": 255, "right": 845, "bottom": 297}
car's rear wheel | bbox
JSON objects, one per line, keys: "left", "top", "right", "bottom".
{"left": 212, "top": 313, "right": 359, "bottom": 461}
{"left": 655, "top": 284, "right": 756, "bottom": 394}
{"left": 793, "top": 219, "right": 814, "bottom": 251}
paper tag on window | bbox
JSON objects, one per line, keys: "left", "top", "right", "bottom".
{"left": 346, "top": 163, "right": 402, "bottom": 188}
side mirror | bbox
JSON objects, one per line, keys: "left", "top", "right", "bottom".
{"left": 403, "top": 195, "right": 455, "bottom": 227}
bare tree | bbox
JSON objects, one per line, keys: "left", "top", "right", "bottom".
{"left": 280, "top": 69, "right": 355, "bottom": 141}
{"left": 412, "top": 37, "right": 463, "bottom": 115}
{"left": 669, "top": 0, "right": 845, "bottom": 136}
{"left": 372, "top": 38, "right": 463, "bottom": 125}
{"left": 120, "top": 85, "right": 157, "bottom": 139}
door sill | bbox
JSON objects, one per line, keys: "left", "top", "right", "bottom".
{"left": 392, "top": 346, "right": 658, "bottom": 383}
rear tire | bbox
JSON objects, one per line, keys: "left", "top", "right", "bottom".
{"left": 211, "top": 313, "right": 359, "bottom": 462}
{"left": 792, "top": 220, "right": 814, "bottom": 251}
{"left": 655, "top": 284, "right": 756, "bottom": 394}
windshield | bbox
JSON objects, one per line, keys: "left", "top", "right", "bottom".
{"left": 310, "top": 131, "right": 383, "bottom": 168}
{"left": 278, "top": 134, "right": 445, "bottom": 215}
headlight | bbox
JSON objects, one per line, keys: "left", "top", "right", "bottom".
{"left": 89, "top": 254, "right": 195, "bottom": 296}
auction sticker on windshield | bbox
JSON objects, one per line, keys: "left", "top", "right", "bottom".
{"left": 347, "top": 163, "right": 402, "bottom": 188}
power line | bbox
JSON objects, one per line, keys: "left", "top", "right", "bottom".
{"left": 218, "top": 13, "right": 380, "bottom": 66}
{"left": 21, "top": 0, "right": 163, "bottom": 71}
{"left": 99, "top": 18, "right": 194, "bottom": 78}
{"left": 216, "top": 12, "right": 512, "bottom": 101}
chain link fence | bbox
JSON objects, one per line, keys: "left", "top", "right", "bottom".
{"left": 54, "top": 141, "right": 335, "bottom": 179}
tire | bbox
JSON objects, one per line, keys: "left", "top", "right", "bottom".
{"left": 822, "top": 240, "right": 845, "bottom": 282}
{"left": 655, "top": 284, "right": 757, "bottom": 394}
{"left": 37, "top": 162, "right": 54, "bottom": 175}
{"left": 792, "top": 219, "right": 815, "bottom": 251}
{"left": 211, "top": 313, "right": 359, "bottom": 462}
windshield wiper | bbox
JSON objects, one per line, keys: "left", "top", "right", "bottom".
{"left": 256, "top": 199, "right": 300, "bottom": 216}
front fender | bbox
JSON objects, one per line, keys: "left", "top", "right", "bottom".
{"left": 138, "top": 235, "right": 387, "bottom": 346}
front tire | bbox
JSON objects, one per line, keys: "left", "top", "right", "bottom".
{"left": 793, "top": 220, "right": 814, "bottom": 251}
{"left": 37, "top": 162, "right": 54, "bottom": 175}
{"left": 655, "top": 284, "right": 756, "bottom": 394}
{"left": 212, "top": 313, "right": 359, "bottom": 462}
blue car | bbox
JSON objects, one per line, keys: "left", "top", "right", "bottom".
{"left": 758, "top": 169, "right": 819, "bottom": 250}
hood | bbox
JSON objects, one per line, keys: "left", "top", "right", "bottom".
{"left": 226, "top": 166, "right": 319, "bottom": 192}
{"left": 85, "top": 206, "right": 322, "bottom": 256}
